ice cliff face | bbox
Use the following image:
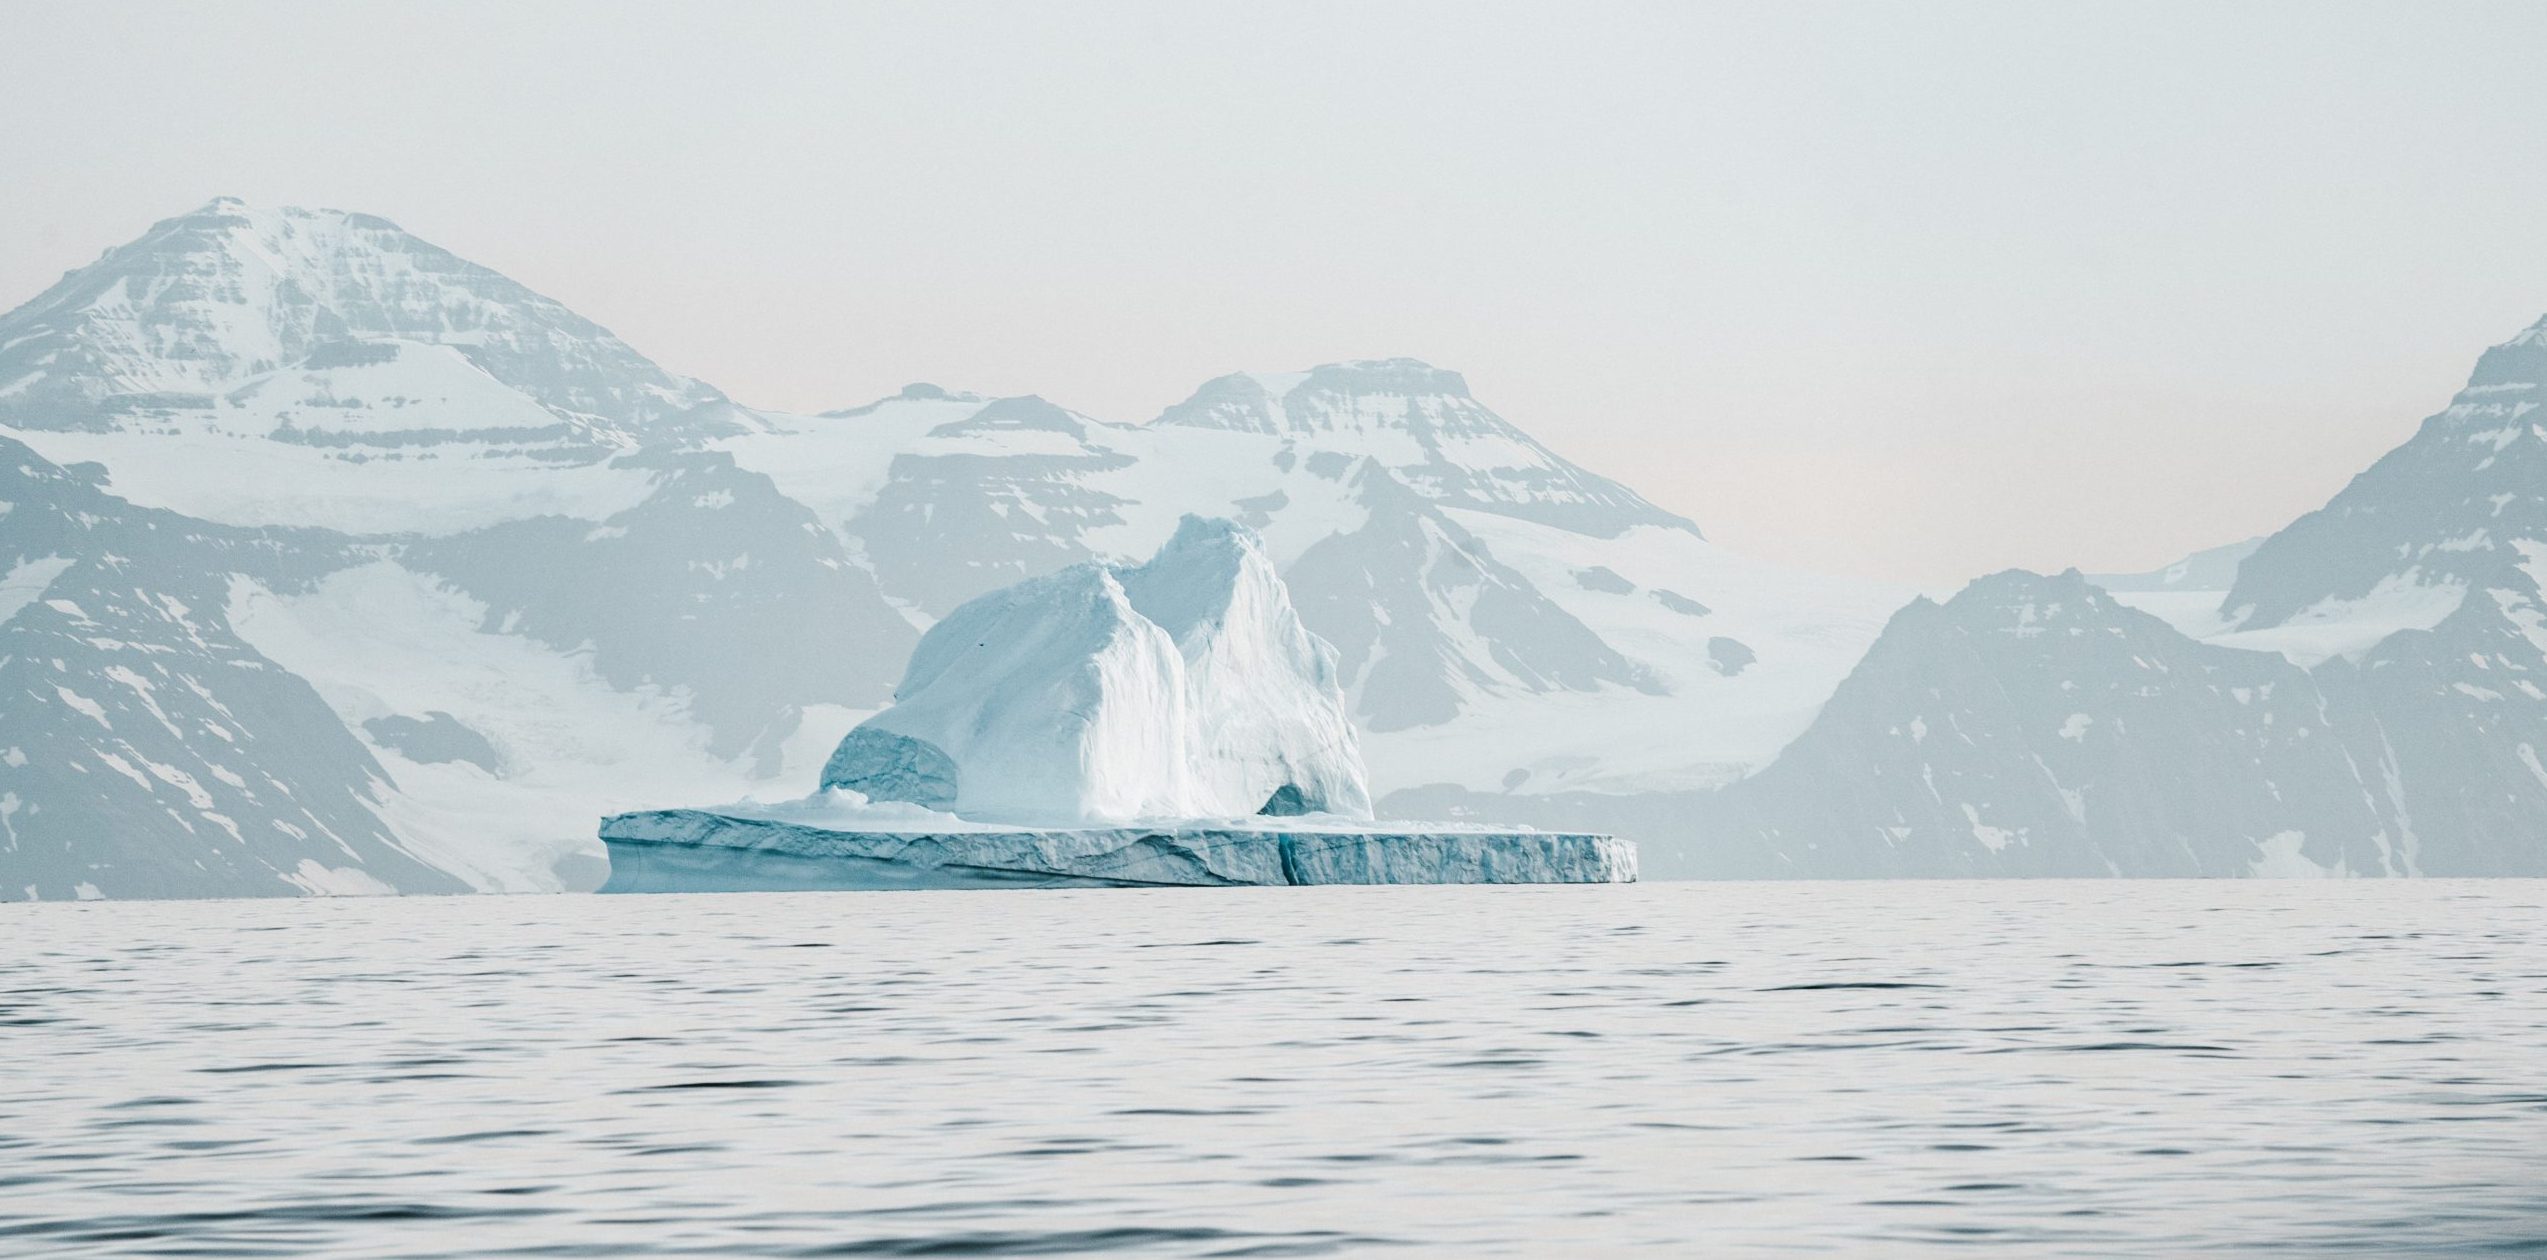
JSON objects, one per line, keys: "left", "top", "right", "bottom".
{"left": 1116, "top": 517, "right": 1372, "bottom": 818}
{"left": 598, "top": 809, "right": 1634, "bottom": 890}
{"left": 825, "top": 516, "right": 1370, "bottom": 824}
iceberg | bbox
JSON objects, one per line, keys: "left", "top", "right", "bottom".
{"left": 600, "top": 517, "right": 1632, "bottom": 891}
{"left": 822, "top": 515, "right": 1369, "bottom": 823}
{"left": 598, "top": 805, "right": 1634, "bottom": 891}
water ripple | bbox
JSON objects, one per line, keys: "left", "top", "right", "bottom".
{"left": 2, "top": 880, "right": 2543, "bottom": 1256}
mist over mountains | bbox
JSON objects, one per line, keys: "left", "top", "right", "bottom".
{"left": 4, "top": 199, "right": 2543, "bottom": 896}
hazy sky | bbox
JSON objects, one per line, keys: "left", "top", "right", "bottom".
{"left": 7, "top": 1, "right": 2547, "bottom": 586}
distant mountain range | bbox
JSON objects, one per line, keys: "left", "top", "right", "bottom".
{"left": 1407, "top": 316, "right": 2547, "bottom": 878}
{"left": 4, "top": 198, "right": 2543, "bottom": 895}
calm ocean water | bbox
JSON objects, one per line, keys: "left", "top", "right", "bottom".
{"left": 3, "top": 880, "right": 2543, "bottom": 1257}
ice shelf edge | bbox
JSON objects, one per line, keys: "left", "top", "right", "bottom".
{"left": 597, "top": 809, "right": 1636, "bottom": 892}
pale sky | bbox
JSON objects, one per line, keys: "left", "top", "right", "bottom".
{"left": 7, "top": 1, "right": 2547, "bottom": 587}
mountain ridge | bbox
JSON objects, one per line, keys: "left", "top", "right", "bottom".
{"left": 34, "top": 198, "right": 2547, "bottom": 892}
{"left": 0, "top": 199, "right": 1892, "bottom": 896}
{"left": 1425, "top": 310, "right": 2547, "bottom": 878}
{"left": 0, "top": 198, "right": 726, "bottom": 441}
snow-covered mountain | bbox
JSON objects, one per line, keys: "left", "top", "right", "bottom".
{"left": 2225, "top": 315, "right": 2547, "bottom": 632}
{"left": 1284, "top": 458, "right": 1663, "bottom": 734}
{"left": 0, "top": 198, "right": 722, "bottom": 435}
{"left": 1482, "top": 314, "right": 2547, "bottom": 878}
{"left": 1687, "top": 570, "right": 2405, "bottom": 878}
{"left": 0, "top": 199, "right": 750, "bottom": 535}
{"left": 1150, "top": 360, "right": 1695, "bottom": 538}
{"left": 1, "top": 200, "right": 1899, "bottom": 897}
{"left": 42, "top": 197, "right": 2543, "bottom": 893}
{"left": 0, "top": 202, "right": 928, "bottom": 897}
{"left": 718, "top": 375, "right": 1901, "bottom": 797}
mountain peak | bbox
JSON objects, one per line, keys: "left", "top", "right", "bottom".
{"left": 1947, "top": 566, "right": 2105, "bottom": 607}
{"left": 925, "top": 394, "right": 1090, "bottom": 439}
{"left": 2225, "top": 308, "right": 2547, "bottom": 628}
{"left": 1152, "top": 359, "right": 1696, "bottom": 539}
{"left": 819, "top": 382, "right": 991, "bottom": 418}
{"left": 1300, "top": 357, "right": 1470, "bottom": 397}
{"left": 0, "top": 198, "right": 717, "bottom": 436}
{"left": 150, "top": 198, "right": 406, "bottom": 244}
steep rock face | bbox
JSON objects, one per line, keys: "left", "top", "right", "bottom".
{"left": 0, "top": 438, "right": 463, "bottom": 898}
{"left": 1286, "top": 460, "right": 1663, "bottom": 732}
{"left": 2326, "top": 575, "right": 2547, "bottom": 875}
{"left": 825, "top": 517, "right": 1369, "bottom": 824}
{"left": 1153, "top": 359, "right": 1695, "bottom": 538}
{"left": 0, "top": 198, "right": 721, "bottom": 436}
{"left": 407, "top": 450, "right": 918, "bottom": 768}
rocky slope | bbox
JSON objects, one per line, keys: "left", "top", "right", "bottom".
{"left": 0, "top": 437, "right": 464, "bottom": 898}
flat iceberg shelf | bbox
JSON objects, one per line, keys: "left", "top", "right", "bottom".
{"left": 597, "top": 809, "right": 1636, "bottom": 892}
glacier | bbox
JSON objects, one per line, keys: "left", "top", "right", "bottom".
{"left": 603, "top": 518, "right": 1632, "bottom": 890}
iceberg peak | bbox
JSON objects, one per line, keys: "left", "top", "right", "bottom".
{"left": 823, "top": 516, "right": 1371, "bottom": 825}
